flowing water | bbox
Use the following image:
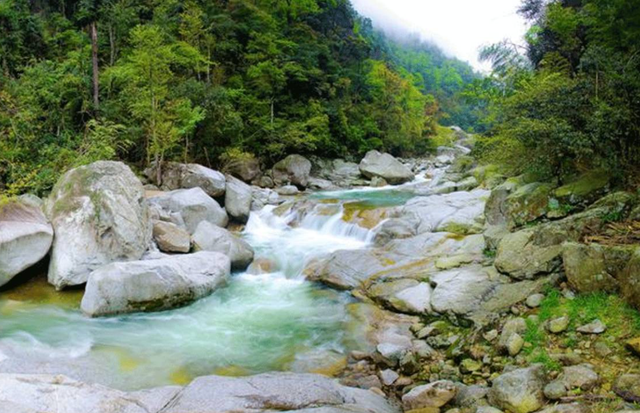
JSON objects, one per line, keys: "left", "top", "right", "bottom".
{"left": 0, "top": 185, "right": 417, "bottom": 391}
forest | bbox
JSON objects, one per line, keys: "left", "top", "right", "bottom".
{"left": 0, "top": 0, "right": 477, "bottom": 196}
{"left": 471, "top": 0, "right": 640, "bottom": 184}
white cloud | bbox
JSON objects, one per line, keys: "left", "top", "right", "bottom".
{"left": 350, "top": 0, "right": 528, "bottom": 71}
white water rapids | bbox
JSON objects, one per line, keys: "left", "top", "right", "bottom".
{"left": 0, "top": 191, "right": 388, "bottom": 390}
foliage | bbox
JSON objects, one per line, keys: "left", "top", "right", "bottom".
{"left": 469, "top": 0, "right": 640, "bottom": 184}
{"left": 0, "top": 0, "right": 479, "bottom": 195}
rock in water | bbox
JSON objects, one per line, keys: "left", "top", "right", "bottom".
{"left": 192, "top": 221, "right": 254, "bottom": 270}
{"left": 488, "top": 364, "right": 547, "bottom": 413}
{"left": 46, "top": 161, "right": 152, "bottom": 290}
{"left": 0, "top": 374, "right": 181, "bottom": 413}
{"left": 273, "top": 154, "right": 312, "bottom": 188}
{"left": 224, "top": 175, "right": 252, "bottom": 223}
{"left": 148, "top": 188, "right": 228, "bottom": 234}
{"left": 0, "top": 195, "right": 53, "bottom": 287}
{"left": 161, "top": 372, "right": 399, "bottom": 413}
{"left": 359, "top": 150, "right": 414, "bottom": 185}
{"left": 81, "top": 251, "right": 230, "bottom": 317}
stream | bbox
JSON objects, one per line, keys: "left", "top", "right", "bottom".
{"left": 0, "top": 183, "right": 425, "bottom": 391}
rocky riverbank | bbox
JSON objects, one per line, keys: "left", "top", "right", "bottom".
{"left": 2, "top": 127, "right": 640, "bottom": 412}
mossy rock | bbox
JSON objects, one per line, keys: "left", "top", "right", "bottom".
{"left": 554, "top": 169, "right": 611, "bottom": 206}
{"left": 504, "top": 182, "right": 554, "bottom": 228}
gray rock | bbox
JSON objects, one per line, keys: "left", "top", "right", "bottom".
{"left": 152, "top": 221, "right": 190, "bottom": 253}
{"left": 359, "top": 151, "right": 414, "bottom": 185}
{"left": 145, "top": 162, "right": 226, "bottom": 197}
{"left": 370, "top": 176, "right": 388, "bottom": 188}
{"left": 526, "top": 293, "right": 545, "bottom": 308}
{"left": 488, "top": 364, "right": 547, "bottom": 413}
{"left": 559, "top": 364, "right": 599, "bottom": 391}
{"left": 548, "top": 316, "right": 570, "bottom": 334}
{"left": 498, "top": 318, "right": 527, "bottom": 352}
{"left": 495, "top": 229, "right": 563, "bottom": 280}
{"left": 544, "top": 380, "right": 567, "bottom": 400}
{"left": 223, "top": 157, "right": 261, "bottom": 183}
{"left": 379, "top": 369, "right": 399, "bottom": 386}
{"left": 225, "top": 175, "right": 252, "bottom": 223}
{"left": 0, "top": 195, "right": 53, "bottom": 286}
{"left": 273, "top": 155, "right": 312, "bottom": 188}
{"left": 562, "top": 242, "right": 625, "bottom": 293}
{"left": 507, "top": 333, "right": 525, "bottom": 356}
{"left": 476, "top": 407, "right": 504, "bottom": 413}
{"left": 402, "top": 380, "right": 458, "bottom": 410}
{"left": 277, "top": 185, "right": 300, "bottom": 196}
{"left": 576, "top": 319, "right": 606, "bottom": 334}
{"left": 192, "top": 221, "right": 254, "bottom": 270}
{"left": 430, "top": 266, "right": 498, "bottom": 316}
{"left": 368, "top": 279, "right": 432, "bottom": 315}
{"left": 46, "top": 161, "right": 152, "bottom": 289}
{"left": 162, "top": 372, "right": 399, "bottom": 413}
{"left": 0, "top": 374, "right": 180, "bottom": 413}
{"left": 308, "top": 177, "right": 335, "bottom": 190}
{"left": 454, "top": 384, "right": 489, "bottom": 408}
{"left": 149, "top": 188, "right": 228, "bottom": 234}
{"left": 81, "top": 251, "right": 230, "bottom": 317}
{"left": 614, "top": 374, "right": 640, "bottom": 403}
{"left": 538, "top": 404, "right": 590, "bottom": 413}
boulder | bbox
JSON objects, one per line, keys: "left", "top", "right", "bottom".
{"left": 152, "top": 221, "right": 190, "bottom": 253}
{"left": 368, "top": 279, "right": 432, "bottom": 315}
{"left": 192, "top": 221, "right": 254, "bottom": 270}
{"left": 562, "top": 242, "right": 632, "bottom": 293}
{"left": 398, "top": 189, "right": 488, "bottom": 235}
{"left": 488, "top": 364, "right": 547, "bottom": 413}
{"left": 145, "top": 162, "right": 226, "bottom": 198}
{"left": 223, "top": 157, "right": 261, "bottom": 183}
{"left": 402, "top": 380, "right": 458, "bottom": 411}
{"left": 430, "top": 266, "right": 500, "bottom": 316}
{"left": 503, "top": 182, "right": 553, "bottom": 228}
{"left": 148, "top": 188, "right": 228, "bottom": 234}
{"left": 161, "top": 372, "right": 399, "bottom": 413}
{"left": 225, "top": 175, "right": 252, "bottom": 223}
{"left": 46, "top": 161, "right": 152, "bottom": 289}
{"left": 498, "top": 318, "right": 527, "bottom": 352}
{"left": 0, "top": 374, "right": 181, "bottom": 413}
{"left": 305, "top": 249, "right": 384, "bottom": 290}
{"left": 495, "top": 229, "right": 563, "bottom": 280}
{"left": 553, "top": 169, "right": 611, "bottom": 207}
{"left": 618, "top": 249, "right": 640, "bottom": 310}
{"left": 81, "top": 251, "right": 230, "bottom": 317}
{"left": 273, "top": 155, "right": 312, "bottom": 188}
{"left": 359, "top": 151, "right": 414, "bottom": 185}
{"left": 0, "top": 195, "right": 53, "bottom": 287}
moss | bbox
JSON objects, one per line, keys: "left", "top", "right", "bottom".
{"left": 554, "top": 169, "right": 611, "bottom": 200}
{"left": 169, "top": 366, "right": 194, "bottom": 385}
{"left": 213, "top": 365, "right": 250, "bottom": 377}
{"left": 442, "top": 222, "right": 473, "bottom": 235}
{"left": 2, "top": 274, "right": 83, "bottom": 309}
{"left": 430, "top": 124, "right": 456, "bottom": 148}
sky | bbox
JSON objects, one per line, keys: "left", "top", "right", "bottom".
{"left": 350, "top": 0, "right": 529, "bottom": 72}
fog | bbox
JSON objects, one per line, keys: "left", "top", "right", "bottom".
{"left": 350, "top": 0, "right": 528, "bottom": 71}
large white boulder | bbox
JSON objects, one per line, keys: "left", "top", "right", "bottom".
{"left": 359, "top": 151, "right": 414, "bottom": 184}
{"left": 81, "top": 251, "right": 230, "bottom": 317}
{"left": 0, "top": 374, "right": 181, "bottom": 413}
{"left": 148, "top": 188, "right": 228, "bottom": 234}
{"left": 192, "top": 221, "right": 254, "bottom": 270}
{"left": 45, "top": 161, "right": 152, "bottom": 290}
{"left": 161, "top": 372, "right": 399, "bottom": 413}
{"left": 0, "top": 195, "right": 53, "bottom": 287}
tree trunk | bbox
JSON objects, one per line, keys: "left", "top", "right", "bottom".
{"left": 90, "top": 21, "right": 100, "bottom": 112}
{"left": 108, "top": 24, "right": 116, "bottom": 66}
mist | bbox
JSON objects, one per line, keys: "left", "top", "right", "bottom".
{"left": 350, "top": 0, "right": 528, "bottom": 71}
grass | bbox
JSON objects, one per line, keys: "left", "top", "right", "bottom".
{"left": 430, "top": 125, "right": 456, "bottom": 148}
{"left": 520, "top": 288, "right": 640, "bottom": 373}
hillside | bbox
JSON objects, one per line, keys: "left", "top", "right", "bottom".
{"left": 0, "top": 0, "right": 477, "bottom": 196}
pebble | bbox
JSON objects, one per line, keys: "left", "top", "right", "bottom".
{"left": 507, "top": 333, "right": 524, "bottom": 356}
{"left": 484, "top": 329, "right": 498, "bottom": 342}
{"left": 594, "top": 341, "right": 613, "bottom": 357}
{"left": 544, "top": 380, "right": 567, "bottom": 400}
{"left": 548, "top": 316, "right": 570, "bottom": 334}
{"left": 379, "top": 369, "right": 399, "bottom": 386}
{"left": 526, "top": 293, "right": 545, "bottom": 308}
{"left": 576, "top": 319, "right": 606, "bottom": 334}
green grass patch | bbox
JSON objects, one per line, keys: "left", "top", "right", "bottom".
{"left": 430, "top": 125, "right": 456, "bottom": 148}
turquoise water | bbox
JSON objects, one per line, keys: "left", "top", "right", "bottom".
{"left": 310, "top": 187, "right": 416, "bottom": 208}
{"left": 0, "top": 202, "right": 372, "bottom": 390}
